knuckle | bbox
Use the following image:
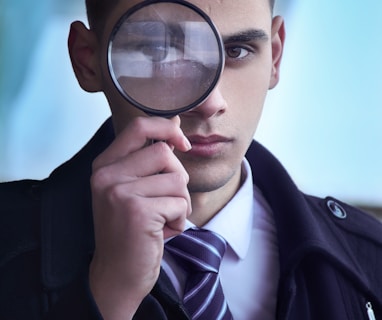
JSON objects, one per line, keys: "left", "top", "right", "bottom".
{"left": 91, "top": 170, "right": 132, "bottom": 204}
{"left": 183, "top": 170, "right": 190, "bottom": 184}
{"left": 102, "top": 186, "right": 145, "bottom": 221}
{"left": 178, "top": 198, "right": 189, "bottom": 214}
{"left": 152, "top": 141, "right": 171, "bottom": 155}
{"left": 105, "top": 184, "right": 126, "bottom": 203}
{"left": 130, "top": 117, "right": 147, "bottom": 135}
{"left": 92, "top": 154, "right": 104, "bottom": 171}
{"left": 91, "top": 166, "right": 111, "bottom": 191}
{"left": 171, "top": 171, "right": 189, "bottom": 186}
{"left": 151, "top": 142, "right": 176, "bottom": 166}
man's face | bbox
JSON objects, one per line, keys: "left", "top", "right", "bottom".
{"left": 99, "top": 0, "right": 283, "bottom": 193}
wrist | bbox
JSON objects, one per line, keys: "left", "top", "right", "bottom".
{"left": 89, "top": 263, "right": 144, "bottom": 320}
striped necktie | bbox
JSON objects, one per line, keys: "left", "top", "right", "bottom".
{"left": 165, "top": 228, "right": 233, "bottom": 320}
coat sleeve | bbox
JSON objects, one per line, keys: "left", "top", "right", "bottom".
{"left": 0, "top": 247, "right": 103, "bottom": 320}
{"left": 0, "top": 180, "right": 103, "bottom": 320}
{"left": 44, "top": 275, "right": 104, "bottom": 320}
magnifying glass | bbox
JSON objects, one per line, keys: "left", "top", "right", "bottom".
{"left": 108, "top": 0, "right": 224, "bottom": 117}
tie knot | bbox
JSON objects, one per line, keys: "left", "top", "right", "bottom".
{"left": 166, "top": 228, "right": 227, "bottom": 273}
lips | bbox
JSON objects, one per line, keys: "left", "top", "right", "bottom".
{"left": 185, "top": 135, "right": 232, "bottom": 157}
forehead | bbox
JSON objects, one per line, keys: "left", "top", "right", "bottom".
{"left": 108, "top": 0, "right": 272, "bottom": 37}
{"left": 192, "top": 0, "right": 272, "bottom": 33}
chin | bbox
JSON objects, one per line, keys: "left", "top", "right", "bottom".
{"left": 186, "top": 165, "right": 239, "bottom": 194}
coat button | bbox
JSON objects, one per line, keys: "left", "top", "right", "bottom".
{"left": 327, "top": 200, "right": 347, "bottom": 219}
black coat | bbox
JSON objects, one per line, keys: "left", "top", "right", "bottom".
{"left": 1, "top": 118, "right": 382, "bottom": 319}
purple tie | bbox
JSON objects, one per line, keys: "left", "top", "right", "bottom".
{"left": 166, "top": 228, "right": 233, "bottom": 320}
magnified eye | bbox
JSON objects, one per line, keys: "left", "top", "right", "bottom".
{"left": 140, "top": 42, "right": 168, "bottom": 61}
{"left": 108, "top": 2, "right": 224, "bottom": 116}
{"left": 129, "top": 42, "right": 184, "bottom": 63}
{"left": 115, "top": 21, "right": 170, "bottom": 62}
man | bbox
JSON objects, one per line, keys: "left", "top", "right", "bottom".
{"left": 1, "top": 0, "right": 381, "bottom": 319}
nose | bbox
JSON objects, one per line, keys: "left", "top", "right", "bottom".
{"left": 185, "top": 85, "right": 227, "bottom": 119}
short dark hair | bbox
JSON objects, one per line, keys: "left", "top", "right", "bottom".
{"left": 86, "top": 0, "right": 276, "bottom": 36}
{"left": 85, "top": 0, "right": 118, "bottom": 36}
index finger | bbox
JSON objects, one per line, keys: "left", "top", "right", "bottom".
{"left": 94, "top": 116, "right": 191, "bottom": 169}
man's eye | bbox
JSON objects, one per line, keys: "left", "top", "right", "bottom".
{"left": 140, "top": 43, "right": 168, "bottom": 62}
{"left": 225, "top": 46, "right": 250, "bottom": 59}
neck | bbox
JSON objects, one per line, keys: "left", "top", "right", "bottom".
{"left": 188, "top": 166, "right": 243, "bottom": 227}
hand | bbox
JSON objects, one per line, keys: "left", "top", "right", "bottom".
{"left": 89, "top": 116, "right": 192, "bottom": 319}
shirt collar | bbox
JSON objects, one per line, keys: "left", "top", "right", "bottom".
{"left": 185, "top": 159, "right": 254, "bottom": 259}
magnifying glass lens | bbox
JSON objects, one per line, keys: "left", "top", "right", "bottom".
{"left": 108, "top": 1, "right": 223, "bottom": 116}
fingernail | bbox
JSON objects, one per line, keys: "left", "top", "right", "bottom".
{"left": 184, "top": 136, "right": 192, "bottom": 151}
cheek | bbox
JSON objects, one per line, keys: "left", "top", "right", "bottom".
{"left": 222, "top": 65, "right": 270, "bottom": 123}
{"left": 224, "top": 57, "right": 271, "bottom": 98}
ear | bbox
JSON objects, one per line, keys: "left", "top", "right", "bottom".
{"left": 269, "top": 16, "right": 286, "bottom": 89}
{"left": 68, "top": 21, "right": 102, "bottom": 92}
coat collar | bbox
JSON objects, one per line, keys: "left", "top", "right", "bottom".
{"left": 246, "top": 142, "right": 382, "bottom": 304}
{"left": 40, "top": 118, "right": 382, "bottom": 305}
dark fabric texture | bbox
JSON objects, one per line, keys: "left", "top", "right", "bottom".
{"left": 1, "top": 118, "right": 382, "bottom": 319}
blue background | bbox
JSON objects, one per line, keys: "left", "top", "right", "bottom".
{"left": 1, "top": 0, "right": 381, "bottom": 207}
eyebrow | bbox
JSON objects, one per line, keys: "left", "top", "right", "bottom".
{"left": 222, "top": 29, "right": 269, "bottom": 43}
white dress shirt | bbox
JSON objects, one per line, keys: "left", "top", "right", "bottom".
{"left": 162, "top": 159, "right": 280, "bottom": 319}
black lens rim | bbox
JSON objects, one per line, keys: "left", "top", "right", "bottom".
{"left": 107, "top": 0, "right": 224, "bottom": 117}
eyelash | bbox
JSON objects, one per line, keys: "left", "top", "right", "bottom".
{"left": 224, "top": 44, "right": 256, "bottom": 63}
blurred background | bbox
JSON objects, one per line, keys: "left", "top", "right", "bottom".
{"left": 1, "top": 0, "right": 381, "bottom": 215}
